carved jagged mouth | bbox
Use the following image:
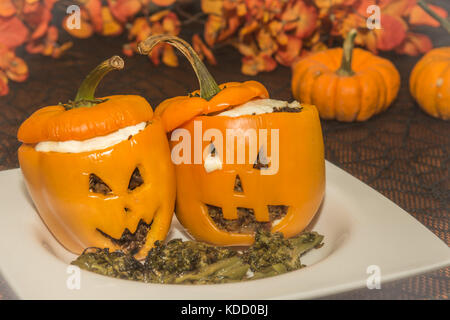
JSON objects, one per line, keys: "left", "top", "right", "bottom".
{"left": 206, "top": 205, "right": 288, "bottom": 233}
{"left": 97, "top": 219, "right": 153, "bottom": 255}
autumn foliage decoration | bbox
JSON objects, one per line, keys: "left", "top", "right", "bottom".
{"left": 201, "top": 0, "right": 448, "bottom": 75}
{"left": 0, "top": 0, "right": 71, "bottom": 95}
{"left": 202, "top": 0, "right": 320, "bottom": 75}
{"left": 0, "top": 0, "right": 448, "bottom": 96}
{"left": 0, "top": 0, "right": 181, "bottom": 96}
{"left": 62, "top": 0, "right": 184, "bottom": 67}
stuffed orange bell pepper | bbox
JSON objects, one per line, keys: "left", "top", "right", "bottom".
{"left": 17, "top": 56, "right": 175, "bottom": 259}
{"left": 138, "top": 36, "right": 325, "bottom": 246}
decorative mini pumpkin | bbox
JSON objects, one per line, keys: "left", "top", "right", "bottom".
{"left": 291, "top": 29, "right": 401, "bottom": 122}
{"left": 18, "top": 56, "right": 176, "bottom": 259}
{"left": 409, "top": 2, "right": 450, "bottom": 120}
{"left": 138, "top": 36, "right": 325, "bottom": 246}
{"left": 410, "top": 47, "right": 450, "bottom": 120}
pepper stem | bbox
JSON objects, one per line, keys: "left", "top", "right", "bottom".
{"left": 73, "top": 55, "right": 124, "bottom": 107}
{"left": 137, "top": 35, "right": 221, "bottom": 101}
{"left": 418, "top": 0, "right": 450, "bottom": 34}
{"left": 336, "top": 29, "right": 357, "bottom": 77}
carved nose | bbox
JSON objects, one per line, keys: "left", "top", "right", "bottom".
{"left": 124, "top": 207, "right": 131, "bottom": 213}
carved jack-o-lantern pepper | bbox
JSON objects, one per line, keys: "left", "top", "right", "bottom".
{"left": 408, "top": 1, "right": 450, "bottom": 120}
{"left": 138, "top": 36, "right": 325, "bottom": 246}
{"left": 18, "top": 56, "right": 176, "bottom": 259}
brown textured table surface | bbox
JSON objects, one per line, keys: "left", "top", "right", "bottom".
{"left": 0, "top": 22, "right": 449, "bottom": 299}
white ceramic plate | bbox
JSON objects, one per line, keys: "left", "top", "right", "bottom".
{"left": 0, "top": 162, "right": 448, "bottom": 300}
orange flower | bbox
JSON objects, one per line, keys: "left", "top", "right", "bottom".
{"left": 108, "top": 0, "right": 142, "bottom": 23}
{"left": 204, "top": 15, "right": 226, "bottom": 46}
{"left": 101, "top": 6, "right": 123, "bottom": 36}
{"left": 0, "top": 70, "right": 8, "bottom": 96}
{"left": 275, "top": 36, "right": 302, "bottom": 66}
{"left": 340, "top": 0, "right": 444, "bottom": 54}
{"left": 23, "top": 0, "right": 53, "bottom": 40}
{"left": 84, "top": 0, "right": 103, "bottom": 33}
{"left": 0, "top": 0, "right": 16, "bottom": 18}
{"left": 314, "top": 0, "right": 357, "bottom": 10}
{"left": 123, "top": 10, "right": 181, "bottom": 67}
{"left": 395, "top": 32, "right": 433, "bottom": 56}
{"left": 27, "top": 25, "right": 73, "bottom": 58}
{"left": 0, "top": 16, "right": 29, "bottom": 49}
{"left": 0, "top": 45, "right": 29, "bottom": 96}
{"left": 374, "top": 13, "right": 408, "bottom": 51}
{"left": 202, "top": 0, "right": 322, "bottom": 75}
{"left": 202, "top": 0, "right": 224, "bottom": 16}
{"left": 62, "top": 4, "right": 94, "bottom": 39}
{"left": 241, "top": 52, "right": 277, "bottom": 75}
{"left": 281, "top": 1, "right": 317, "bottom": 39}
{"left": 152, "top": 0, "right": 176, "bottom": 6}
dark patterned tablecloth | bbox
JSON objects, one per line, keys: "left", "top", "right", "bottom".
{"left": 0, "top": 23, "right": 449, "bottom": 299}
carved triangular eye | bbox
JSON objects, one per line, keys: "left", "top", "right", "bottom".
{"left": 89, "top": 174, "right": 112, "bottom": 195}
{"left": 234, "top": 174, "right": 243, "bottom": 193}
{"left": 253, "top": 148, "right": 269, "bottom": 169}
{"left": 128, "top": 167, "right": 144, "bottom": 191}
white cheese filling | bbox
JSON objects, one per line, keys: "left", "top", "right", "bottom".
{"left": 35, "top": 122, "right": 147, "bottom": 153}
{"left": 203, "top": 99, "right": 300, "bottom": 172}
{"left": 217, "top": 98, "right": 300, "bottom": 117}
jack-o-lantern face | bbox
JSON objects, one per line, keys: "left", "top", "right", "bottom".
{"left": 171, "top": 105, "right": 325, "bottom": 246}
{"left": 138, "top": 36, "right": 324, "bottom": 245}
{"left": 17, "top": 56, "right": 175, "bottom": 259}
{"left": 19, "top": 120, "right": 176, "bottom": 259}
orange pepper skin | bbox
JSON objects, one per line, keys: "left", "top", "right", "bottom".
{"left": 172, "top": 104, "right": 325, "bottom": 246}
{"left": 18, "top": 95, "right": 153, "bottom": 143}
{"left": 18, "top": 119, "right": 176, "bottom": 260}
{"left": 142, "top": 36, "right": 324, "bottom": 245}
{"left": 155, "top": 81, "right": 269, "bottom": 132}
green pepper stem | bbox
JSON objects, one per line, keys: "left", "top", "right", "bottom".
{"left": 137, "top": 35, "right": 221, "bottom": 101}
{"left": 336, "top": 29, "right": 357, "bottom": 77}
{"left": 418, "top": 0, "right": 450, "bottom": 34}
{"left": 74, "top": 55, "right": 124, "bottom": 105}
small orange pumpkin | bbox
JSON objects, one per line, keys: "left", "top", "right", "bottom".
{"left": 138, "top": 35, "right": 325, "bottom": 246}
{"left": 409, "top": 1, "right": 450, "bottom": 120}
{"left": 410, "top": 47, "right": 450, "bottom": 120}
{"left": 292, "top": 29, "right": 400, "bottom": 122}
